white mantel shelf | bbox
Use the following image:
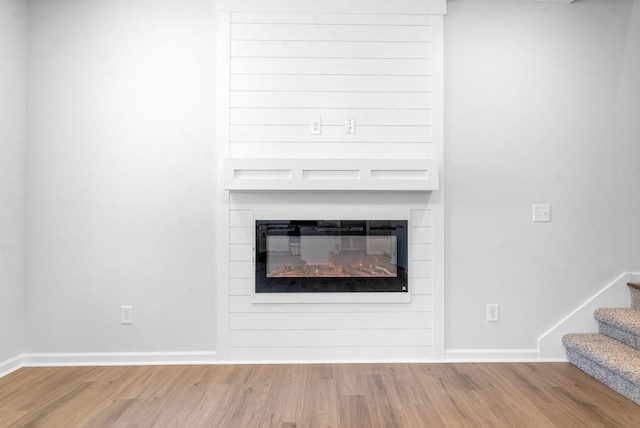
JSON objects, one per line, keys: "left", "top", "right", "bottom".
{"left": 223, "top": 159, "right": 440, "bottom": 192}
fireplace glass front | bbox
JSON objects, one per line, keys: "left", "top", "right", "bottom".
{"left": 255, "top": 220, "right": 408, "bottom": 293}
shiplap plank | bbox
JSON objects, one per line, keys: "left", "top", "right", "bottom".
{"left": 410, "top": 209, "right": 433, "bottom": 226}
{"left": 218, "top": 0, "right": 446, "bottom": 16}
{"left": 231, "top": 13, "right": 432, "bottom": 26}
{"left": 230, "top": 74, "right": 432, "bottom": 93}
{"left": 231, "top": 58, "right": 431, "bottom": 76}
{"left": 231, "top": 108, "right": 431, "bottom": 126}
{"left": 230, "top": 227, "right": 253, "bottom": 244}
{"left": 230, "top": 91, "right": 431, "bottom": 109}
{"left": 230, "top": 295, "right": 433, "bottom": 313}
{"left": 410, "top": 278, "right": 433, "bottom": 296}
{"left": 411, "top": 243, "right": 433, "bottom": 261}
{"left": 410, "top": 227, "right": 433, "bottom": 244}
{"left": 230, "top": 278, "right": 253, "bottom": 296}
{"left": 231, "top": 23, "right": 431, "bottom": 43}
{"left": 230, "top": 329, "right": 432, "bottom": 348}
{"left": 231, "top": 40, "right": 431, "bottom": 59}
{"left": 229, "top": 346, "right": 433, "bottom": 361}
{"left": 230, "top": 125, "right": 431, "bottom": 143}
{"left": 229, "top": 188, "right": 439, "bottom": 207}
{"left": 230, "top": 244, "right": 253, "bottom": 262}
{"left": 411, "top": 261, "right": 432, "bottom": 278}
{"left": 230, "top": 261, "right": 253, "bottom": 279}
{"left": 230, "top": 142, "right": 433, "bottom": 159}
{"left": 230, "top": 311, "right": 431, "bottom": 330}
{"left": 229, "top": 209, "right": 252, "bottom": 227}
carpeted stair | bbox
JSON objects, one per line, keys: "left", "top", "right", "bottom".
{"left": 562, "top": 282, "right": 640, "bottom": 405}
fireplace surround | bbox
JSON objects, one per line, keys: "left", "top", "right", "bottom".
{"left": 215, "top": 3, "right": 445, "bottom": 360}
{"left": 255, "top": 219, "right": 408, "bottom": 294}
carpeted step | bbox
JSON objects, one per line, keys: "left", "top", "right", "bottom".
{"left": 563, "top": 333, "right": 640, "bottom": 405}
{"left": 594, "top": 308, "right": 640, "bottom": 351}
{"left": 629, "top": 282, "right": 640, "bottom": 310}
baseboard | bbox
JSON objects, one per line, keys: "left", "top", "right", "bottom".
{"left": 445, "top": 349, "right": 540, "bottom": 362}
{"left": 21, "top": 351, "right": 218, "bottom": 367}
{"left": 0, "top": 354, "right": 23, "bottom": 378}
{"left": 3, "top": 350, "right": 568, "bottom": 372}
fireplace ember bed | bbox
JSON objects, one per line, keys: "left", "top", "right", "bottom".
{"left": 255, "top": 220, "right": 408, "bottom": 293}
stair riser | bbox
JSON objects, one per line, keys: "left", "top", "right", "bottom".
{"left": 566, "top": 349, "right": 640, "bottom": 405}
{"left": 632, "top": 287, "right": 640, "bottom": 310}
{"left": 598, "top": 322, "right": 640, "bottom": 351}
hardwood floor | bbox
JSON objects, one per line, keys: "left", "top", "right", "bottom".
{"left": 1, "top": 363, "right": 639, "bottom": 427}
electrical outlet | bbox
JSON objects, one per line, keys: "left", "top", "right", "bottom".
{"left": 533, "top": 204, "right": 551, "bottom": 222}
{"left": 121, "top": 306, "right": 133, "bottom": 324}
{"left": 487, "top": 304, "right": 499, "bottom": 322}
{"left": 345, "top": 118, "right": 356, "bottom": 134}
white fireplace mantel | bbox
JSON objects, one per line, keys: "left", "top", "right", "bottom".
{"left": 223, "top": 159, "right": 439, "bottom": 192}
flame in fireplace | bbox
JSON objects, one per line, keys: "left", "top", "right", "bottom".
{"left": 267, "top": 252, "right": 396, "bottom": 278}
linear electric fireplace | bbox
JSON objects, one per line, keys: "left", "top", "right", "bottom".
{"left": 255, "top": 220, "right": 408, "bottom": 293}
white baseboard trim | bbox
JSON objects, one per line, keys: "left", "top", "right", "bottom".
{"left": 445, "top": 349, "right": 540, "bottom": 362}
{"left": 0, "top": 354, "right": 23, "bottom": 378}
{"left": 22, "top": 351, "right": 218, "bottom": 367}
{"left": 2, "top": 351, "right": 568, "bottom": 375}
{"left": 538, "top": 358, "right": 569, "bottom": 363}
{"left": 223, "top": 358, "right": 441, "bottom": 365}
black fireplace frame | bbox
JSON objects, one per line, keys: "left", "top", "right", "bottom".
{"left": 255, "top": 219, "right": 408, "bottom": 293}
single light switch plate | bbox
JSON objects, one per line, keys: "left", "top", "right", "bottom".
{"left": 533, "top": 204, "right": 551, "bottom": 222}
{"left": 487, "top": 304, "right": 500, "bottom": 322}
{"left": 310, "top": 118, "right": 322, "bottom": 135}
{"left": 121, "top": 306, "right": 133, "bottom": 324}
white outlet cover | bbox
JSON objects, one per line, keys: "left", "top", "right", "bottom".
{"left": 121, "top": 305, "right": 133, "bottom": 324}
{"left": 532, "top": 204, "right": 551, "bottom": 222}
{"left": 345, "top": 118, "right": 356, "bottom": 134}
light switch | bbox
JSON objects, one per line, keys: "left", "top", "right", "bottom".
{"left": 533, "top": 204, "right": 551, "bottom": 222}
{"left": 310, "top": 118, "right": 322, "bottom": 135}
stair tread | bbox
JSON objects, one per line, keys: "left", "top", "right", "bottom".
{"left": 594, "top": 307, "right": 640, "bottom": 334}
{"left": 563, "top": 333, "right": 640, "bottom": 384}
{"left": 628, "top": 282, "right": 640, "bottom": 290}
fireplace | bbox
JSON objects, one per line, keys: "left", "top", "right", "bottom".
{"left": 255, "top": 219, "right": 408, "bottom": 293}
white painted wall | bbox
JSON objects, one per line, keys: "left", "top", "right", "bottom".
{"left": 19, "top": 0, "right": 640, "bottom": 361}
{"left": 0, "top": 0, "right": 26, "bottom": 365}
{"left": 25, "top": 0, "right": 217, "bottom": 354}
{"left": 616, "top": 0, "right": 640, "bottom": 271}
{"left": 445, "top": 0, "right": 639, "bottom": 354}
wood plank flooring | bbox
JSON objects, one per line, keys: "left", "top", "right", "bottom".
{"left": 1, "top": 363, "right": 639, "bottom": 427}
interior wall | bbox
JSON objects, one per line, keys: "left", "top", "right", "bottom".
{"left": 0, "top": 0, "right": 26, "bottom": 364}
{"left": 445, "top": 0, "right": 636, "bottom": 353}
{"left": 616, "top": 0, "right": 640, "bottom": 269}
{"left": 21, "top": 0, "right": 640, "bottom": 360}
{"left": 25, "top": 0, "right": 217, "bottom": 354}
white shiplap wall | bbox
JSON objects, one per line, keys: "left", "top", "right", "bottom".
{"left": 228, "top": 12, "right": 434, "bottom": 159}
{"left": 216, "top": 10, "right": 443, "bottom": 361}
{"left": 228, "top": 193, "right": 434, "bottom": 361}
